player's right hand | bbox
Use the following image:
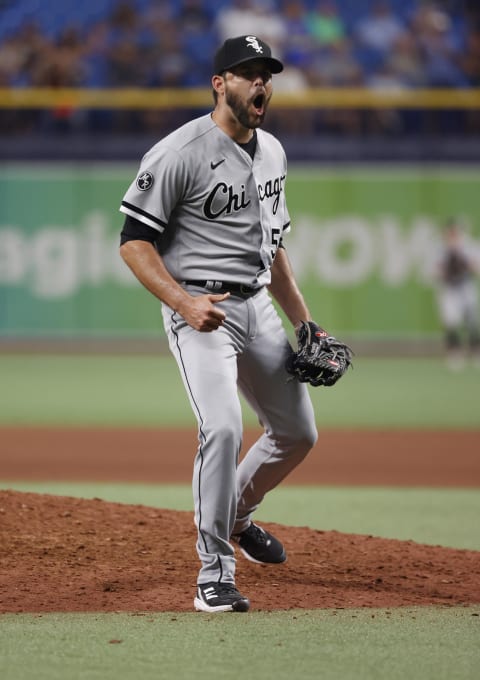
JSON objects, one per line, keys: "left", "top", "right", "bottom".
{"left": 181, "top": 292, "right": 230, "bottom": 332}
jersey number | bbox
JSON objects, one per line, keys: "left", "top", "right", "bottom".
{"left": 271, "top": 228, "right": 281, "bottom": 258}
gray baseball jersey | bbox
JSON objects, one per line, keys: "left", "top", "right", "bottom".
{"left": 120, "top": 114, "right": 316, "bottom": 589}
{"left": 120, "top": 113, "right": 290, "bottom": 287}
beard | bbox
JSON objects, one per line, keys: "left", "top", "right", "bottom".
{"left": 225, "top": 87, "right": 270, "bottom": 129}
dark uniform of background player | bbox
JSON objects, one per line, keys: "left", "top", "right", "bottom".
{"left": 119, "top": 36, "right": 318, "bottom": 613}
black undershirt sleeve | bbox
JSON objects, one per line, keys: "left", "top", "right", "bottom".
{"left": 120, "top": 214, "right": 160, "bottom": 245}
{"left": 120, "top": 214, "right": 285, "bottom": 254}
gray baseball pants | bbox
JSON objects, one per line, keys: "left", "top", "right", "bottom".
{"left": 162, "top": 286, "right": 318, "bottom": 585}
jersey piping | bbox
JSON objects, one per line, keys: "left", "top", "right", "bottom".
{"left": 120, "top": 200, "right": 167, "bottom": 233}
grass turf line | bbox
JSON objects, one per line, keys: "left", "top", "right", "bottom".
{"left": 1, "top": 608, "right": 478, "bottom": 680}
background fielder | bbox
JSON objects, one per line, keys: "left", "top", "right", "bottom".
{"left": 119, "top": 35, "right": 318, "bottom": 613}
{"left": 435, "top": 217, "right": 480, "bottom": 369}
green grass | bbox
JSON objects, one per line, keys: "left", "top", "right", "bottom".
{"left": 1, "top": 608, "right": 479, "bottom": 680}
{"left": 1, "top": 355, "right": 480, "bottom": 428}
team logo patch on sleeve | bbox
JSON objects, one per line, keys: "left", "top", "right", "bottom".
{"left": 136, "top": 171, "right": 154, "bottom": 191}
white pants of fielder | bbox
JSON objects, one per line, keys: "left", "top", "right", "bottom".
{"left": 162, "top": 286, "right": 318, "bottom": 585}
{"left": 437, "top": 281, "right": 479, "bottom": 334}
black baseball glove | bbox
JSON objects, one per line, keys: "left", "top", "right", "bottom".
{"left": 285, "top": 321, "right": 353, "bottom": 387}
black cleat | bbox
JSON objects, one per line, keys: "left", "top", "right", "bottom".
{"left": 194, "top": 582, "right": 250, "bottom": 613}
{"left": 232, "top": 522, "right": 287, "bottom": 564}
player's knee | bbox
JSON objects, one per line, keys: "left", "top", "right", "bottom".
{"left": 297, "top": 421, "right": 318, "bottom": 453}
{"left": 285, "top": 419, "right": 318, "bottom": 457}
{"left": 204, "top": 415, "right": 243, "bottom": 456}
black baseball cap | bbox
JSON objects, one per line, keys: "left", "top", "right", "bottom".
{"left": 213, "top": 35, "right": 284, "bottom": 75}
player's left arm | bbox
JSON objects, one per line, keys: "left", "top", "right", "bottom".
{"left": 267, "top": 247, "right": 312, "bottom": 330}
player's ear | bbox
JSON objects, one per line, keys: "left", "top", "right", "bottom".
{"left": 212, "top": 74, "right": 225, "bottom": 99}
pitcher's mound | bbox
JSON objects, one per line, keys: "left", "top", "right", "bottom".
{"left": 0, "top": 490, "right": 478, "bottom": 612}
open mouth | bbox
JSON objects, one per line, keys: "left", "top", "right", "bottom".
{"left": 252, "top": 93, "right": 265, "bottom": 115}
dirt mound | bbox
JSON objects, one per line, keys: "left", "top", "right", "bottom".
{"left": 1, "top": 490, "right": 479, "bottom": 613}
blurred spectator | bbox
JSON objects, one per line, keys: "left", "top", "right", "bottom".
{"left": 180, "top": 0, "right": 218, "bottom": 85}
{"left": 0, "top": 32, "right": 32, "bottom": 86}
{"left": 104, "top": 1, "right": 153, "bottom": 87}
{"left": 305, "top": 0, "right": 346, "bottom": 47}
{"left": 365, "top": 61, "right": 407, "bottom": 135}
{"left": 147, "top": 24, "right": 190, "bottom": 87}
{"left": 410, "top": 2, "right": 468, "bottom": 87}
{"left": 215, "top": 0, "right": 259, "bottom": 41}
{"left": 215, "top": 0, "right": 287, "bottom": 53}
{"left": 383, "top": 31, "right": 427, "bottom": 88}
{"left": 82, "top": 20, "right": 112, "bottom": 87}
{"left": 306, "top": 38, "right": 364, "bottom": 135}
{"left": 32, "top": 26, "right": 86, "bottom": 87}
{"left": 23, "top": 25, "right": 88, "bottom": 133}
{"left": 307, "top": 38, "right": 363, "bottom": 87}
{"left": 459, "top": 25, "right": 480, "bottom": 133}
{"left": 0, "top": 0, "right": 477, "bottom": 92}
{"left": 355, "top": 1, "right": 405, "bottom": 54}
{"left": 107, "top": 38, "right": 147, "bottom": 87}
{"left": 434, "top": 218, "right": 480, "bottom": 370}
{"left": 280, "top": 0, "right": 315, "bottom": 68}
{"left": 459, "top": 25, "right": 480, "bottom": 86}
{"left": 267, "top": 56, "right": 315, "bottom": 136}
{"left": 1, "top": 20, "right": 50, "bottom": 86}
{"left": 108, "top": 0, "right": 143, "bottom": 45}
{"left": 0, "top": 0, "right": 479, "bottom": 140}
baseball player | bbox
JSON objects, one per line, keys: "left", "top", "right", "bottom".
{"left": 435, "top": 218, "right": 480, "bottom": 369}
{"left": 119, "top": 35, "right": 318, "bottom": 613}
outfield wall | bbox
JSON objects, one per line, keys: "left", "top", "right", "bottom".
{"left": 1, "top": 164, "right": 479, "bottom": 339}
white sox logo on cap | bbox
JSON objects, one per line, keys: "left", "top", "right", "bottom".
{"left": 136, "top": 171, "right": 154, "bottom": 191}
{"left": 245, "top": 36, "right": 263, "bottom": 54}
{"left": 213, "top": 35, "right": 283, "bottom": 75}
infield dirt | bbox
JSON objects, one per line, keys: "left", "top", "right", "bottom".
{"left": 1, "top": 427, "right": 479, "bottom": 613}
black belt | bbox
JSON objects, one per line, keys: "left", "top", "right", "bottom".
{"left": 184, "top": 280, "right": 260, "bottom": 299}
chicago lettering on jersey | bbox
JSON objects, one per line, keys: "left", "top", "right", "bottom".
{"left": 203, "top": 182, "right": 251, "bottom": 219}
{"left": 203, "top": 175, "right": 286, "bottom": 219}
{"left": 257, "top": 175, "right": 286, "bottom": 215}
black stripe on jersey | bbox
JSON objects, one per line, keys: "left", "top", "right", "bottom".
{"left": 282, "top": 221, "right": 290, "bottom": 232}
{"left": 121, "top": 200, "right": 167, "bottom": 230}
